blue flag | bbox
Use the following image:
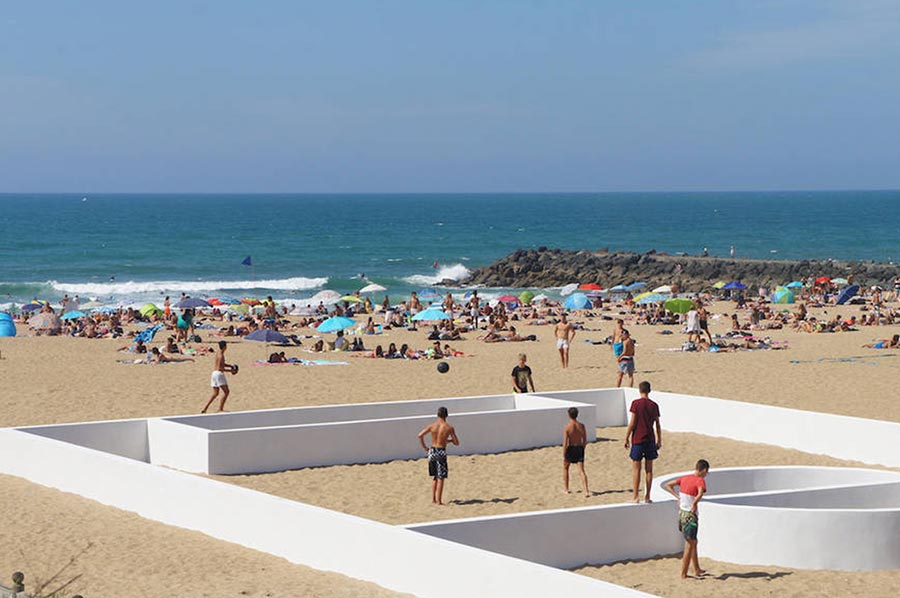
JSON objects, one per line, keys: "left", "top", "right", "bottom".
{"left": 241, "top": 255, "right": 252, "bottom": 266}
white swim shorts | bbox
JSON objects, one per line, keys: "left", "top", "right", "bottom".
{"left": 557, "top": 338, "right": 569, "bottom": 350}
{"left": 210, "top": 370, "right": 228, "bottom": 388}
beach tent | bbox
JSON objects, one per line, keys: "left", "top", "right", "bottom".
{"left": 412, "top": 308, "right": 451, "bottom": 321}
{"left": 664, "top": 298, "right": 694, "bottom": 314}
{"left": 0, "top": 313, "right": 16, "bottom": 337}
{"left": 317, "top": 316, "right": 356, "bottom": 333}
{"left": 563, "top": 293, "right": 591, "bottom": 310}
{"left": 836, "top": 285, "right": 859, "bottom": 306}
{"left": 518, "top": 290, "right": 535, "bottom": 304}
{"left": 771, "top": 290, "right": 795, "bottom": 304}
{"left": 139, "top": 303, "right": 162, "bottom": 317}
{"left": 559, "top": 283, "right": 579, "bottom": 296}
{"left": 245, "top": 329, "right": 289, "bottom": 344}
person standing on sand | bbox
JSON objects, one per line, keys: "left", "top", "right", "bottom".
{"left": 664, "top": 459, "right": 710, "bottom": 580}
{"left": 511, "top": 353, "right": 535, "bottom": 393}
{"left": 202, "top": 340, "right": 236, "bottom": 413}
{"left": 624, "top": 381, "right": 661, "bottom": 503}
{"left": 555, "top": 313, "right": 575, "bottom": 368}
{"left": 616, "top": 329, "right": 635, "bottom": 387}
{"left": 563, "top": 407, "right": 590, "bottom": 496}
{"left": 417, "top": 407, "right": 460, "bottom": 505}
{"left": 697, "top": 304, "right": 712, "bottom": 344}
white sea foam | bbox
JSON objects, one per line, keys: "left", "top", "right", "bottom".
{"left": 49, "top": 277, "right": 329, "bottom": 296}
{"left": 402, "top": 263, "right": 471, "bottom": 286}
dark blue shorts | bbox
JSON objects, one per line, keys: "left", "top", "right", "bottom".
{"left": 629, "top": 442, "right": 658, "bottom": 462}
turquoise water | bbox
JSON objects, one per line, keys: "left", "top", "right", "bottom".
{"left": 1, "top": 191, "right": 898, "bottom": 306}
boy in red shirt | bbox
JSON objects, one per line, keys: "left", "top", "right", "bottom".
{"left": 624, "top": 380, "right": 661, "bottom": 503}
{"left": 664, "top": 459, "right": 710, "bottom": 579}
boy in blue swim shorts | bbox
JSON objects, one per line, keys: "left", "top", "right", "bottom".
{"left": 624, "top": 380, "right": 661, "bottom": 503}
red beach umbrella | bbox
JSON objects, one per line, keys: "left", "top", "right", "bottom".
{"left": 578, "top": 283, "right": 603, "bottom": 291}
{"left": 816, "top": 277, "right": 831, "bottom": 285}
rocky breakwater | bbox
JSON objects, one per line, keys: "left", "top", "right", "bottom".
{"left": 459, "top": 248, "right": 900, "bottom": 290}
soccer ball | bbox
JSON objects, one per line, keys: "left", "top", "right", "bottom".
{"left": 437, "top": 362, "right": 449, "bottom": 374}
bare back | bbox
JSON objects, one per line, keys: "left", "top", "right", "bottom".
{"left": 427, "top": 419, "right": 457, "bottom": 448}
{"left": 564, "top": 420, "right": 586, "bottom": 447}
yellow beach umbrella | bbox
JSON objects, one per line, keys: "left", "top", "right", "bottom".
{"left": 339, "top": 295, "right": 363, "bottom": 303}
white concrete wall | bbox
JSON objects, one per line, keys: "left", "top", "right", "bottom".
{"left": 151, "top": 394, "right": 595, "bottom": 475}
{"left": 22, "top": 419, "right": 149, "bottom": 462}
{"left": 0, "top": 428, "right": 653, "bottom": 598}
{"left": 533, "top": 389, "right": 627, "bottom": 426}
{"left": 407, "top": 502, "right": 682, "bottom": 569}
{"left": 653, "top": 467, "right": 900, "bottom": 571}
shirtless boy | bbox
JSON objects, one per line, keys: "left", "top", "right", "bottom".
{"left": 555, "top": 313, "right": 576, "bottom": 368}
{"left": 202, "top": 340, "right": 236, "bottom": 413}
{"left": 563, "top": 407, "right": 590, "bottom": 496}
{"left": 417, "top": 407, "right": 460, "bottom": 505}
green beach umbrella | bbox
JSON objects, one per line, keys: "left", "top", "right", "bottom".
{"left": 664, "top": 298, "right": 694, "bottom": 314}
{"left": 713, "top": 281, "right": 726, "bottom": 289}
{"left": 518, "top": 290, "right": 535, "bottom": 304}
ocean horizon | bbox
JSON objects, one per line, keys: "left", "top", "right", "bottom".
{"left": 3, "top": 190, "right": 900, "bottom": 307}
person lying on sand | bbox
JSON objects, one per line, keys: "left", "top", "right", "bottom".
{"left": 148, "top": 347, "right": 195, "bottom": 363}
{"left": 863, "top": 334, "right": 900, "bottom": 349}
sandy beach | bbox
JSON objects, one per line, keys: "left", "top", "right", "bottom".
{"left": 2, "top": 299, "right": 900, "bottom": 596}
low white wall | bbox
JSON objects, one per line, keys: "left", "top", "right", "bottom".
{"left": 407, "top": 501, "right": 682, "bottom": 569}
{"left": 653, "top": 467, "right": 900, "bottom": 571}
{"left": 0, "top": 429, "right": 653, "bottom": 598}
{"left": 22, "top": 419, "right": 149, "bottom": 462}
{"left": 637, "top": 389, "right": 900, "bottom": 469}
{"left": 533, "top": 389, "right": 627, "bottom": 426}
{"left": 147, "top": 419, "right": 209, "bottom": 473}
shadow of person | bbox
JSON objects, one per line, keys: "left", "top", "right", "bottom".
{"left": 449, "top": 497, "right": 518, "bottom": 505}
{"left": 715, "top": 571, "right": 793, "bottom": 581}
{"left": 589, "top": 489, "right": 630, "bottom": 497}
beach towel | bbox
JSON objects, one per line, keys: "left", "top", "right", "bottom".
{"left": 252, "top": 359, "right": 348, "bottom": 366}
{"left": 133, "top": 324, "right": 164, "bottom": 345}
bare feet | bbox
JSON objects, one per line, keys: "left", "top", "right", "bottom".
{"left": 632, "top": 497, "right": 641, "bottom": 504}
{"left": 563, "top": 490, "right": 571, "bottom": 495}
{"left": 695, "top": 569, "right": 707, "bottom": 577}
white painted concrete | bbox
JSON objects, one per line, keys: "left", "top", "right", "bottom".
{"left": 23, "top": 419, "right": 149, "bottom": 462}
{"left": 532, "top": 388, "right": 627, "bottom": 426}
{"left": 653, "top": 467, "right": 900, "bottom": 571}
{"left": 151, "top": 394, "right": 596, "bottom": 474}
{"left": 0, "top": 428, "right": 652, "bottom": 598}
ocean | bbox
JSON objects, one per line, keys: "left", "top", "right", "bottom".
{"left": 1, "top": 191, "right": 898, "bottom": 308}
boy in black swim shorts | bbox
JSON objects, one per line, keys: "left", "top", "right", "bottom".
{"left": 417, "top": 406, "right": 460, "bottom": 505}
{"left": 563, "top": 407, "right": 590, "bottom": 496}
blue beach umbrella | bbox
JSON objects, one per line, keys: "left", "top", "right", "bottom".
{"left": 609, "top": 285, "right": 629, "bottom": 293}
{"left": 636, "top": 293, "right": 667, "bottom": 305}
{"left": 176, "top": 297, "right": 212, "bottom": 309}
{"left": 723, "top": 281, "right": 747, "bottom": 290}
{"left": 245, "top": 329, "right": 290, "bottom": 343}
{"left": 785, "top": 281, "right": 804, "bottom": 288}
{"left": 317, "top": 316, "right": 356, "bottom": 333}
{"left": 563, "top": 293, "right": 591, "bottom": 310}
{"left": 836, "top": 285, "right": 859, "bottom": 306}
{"left": 61, "top": 310, "right": 87, "bottom": 320}
{"left": 412, "top": 308, "right": 451, "bottom": 321}
{"left": 21, "top": 303, "right": 44, "bottom": 312}
{"left": 627, "top": 282, "right": 648, "bottom": 291}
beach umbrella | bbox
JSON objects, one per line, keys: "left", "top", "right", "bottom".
{"left": 176, "top": 297, "right": 211, "bottom": 309}
{"left": 310, "top": 290, "right": 342, "bottom": 304}
{"left": 359, "top": 283, "right": 387, "bottom": 294}
{"left": 609, "top": 285, "right": 629, "bottom": 293}
{"left": 627, "top": 282, "right": 647, "bottom": 291}
{"left": 241, "top": 298, "right": 261, "bottom": 305}
{"left": 771, "top": 290, "right": 795, "bottom": 304}
{"left": 0, "top": 312, "right": 16, "bottom": 337}
{"left": 785, "top": 281, "right": 804, "bottom": 288}
{"left": 412, "top": 308, "right": 451, "bottom": 321}
{"left": 245, "top": 329, "right": 290, "bottom": 344}
{"left": 633, "top": 292, "right": 652, "bottom": 302}
{"left": 585, "top": 290, "right": 605, "bottom": 298}
{"left": 61, "top": 310, "right": 87, "bottom": 320}
{"left": 339, "top": 295, "right": 363, "bottom": 303}
{"left": 29, "top": 311, "right": 62, "bottom": 332}
{"left": 831, "top": 277, "right": 849, "bottom": 285}
{"left": 815, "top": 276, "right": 831, "bottom": 285}
{"left": 139, "top": 303, "right": 162, "bottom": 317}
{"left": 217, "top": 296, "right": 242, "bottom": 305}
{"left": 723, "top": 282, "right": 747, "bottom": 290}
{"left": 664, "top": 298, "right": 694, "bottom": 314}
{"left": 227, "top": 304, "right": 251, "bottom": 315}
{"left": 653, "top": 285, "right": 673, "bottom": 294}
{"left": 531, "top": 293, "right": 549, "bottom": 303}
{"left": 93, "top": 305, "right": 117, "bottom": 314}
{"left": 636, "top": 293, "right": 667, "bottom": 305}
{"left": 21, "top": 303, "right": 44, "bottom": 312}
{"left": 518, "top": 290, "right": 535, "bottom": 304}
{"left": 712, "top": 281, "right": 726, "bottom": 290}
{"left": 418, "top": 288, "right": 442, "bottom": 301}
{"left": 836, "top": 285, "right": 859, "bottom": 306}
{"left": 317, "top": 316, "right": 356, "bottom": 333}
{"left": 578, "top": 283, "right": 603, "bottom": 291}
{"left": 498, "top": 294, "right": 519, "bottom": 304}
{"left": 563, "top": 293, "right": 591, "bottom": 310}
{"left": 559, "top": 283, "right": 579, "bottom": 296}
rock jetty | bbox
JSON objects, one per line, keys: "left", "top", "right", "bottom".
{"left": 458, "top": 248, "right": 900, "bottom": 290}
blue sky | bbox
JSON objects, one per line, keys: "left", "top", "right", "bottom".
{"left": 2, "top": 1, "right": 899, "bottom": 192}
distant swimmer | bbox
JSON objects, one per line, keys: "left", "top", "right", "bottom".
{"left": 417, "top": 406, "right": 460, "bottom": 505}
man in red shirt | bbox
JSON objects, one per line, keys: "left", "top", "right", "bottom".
{"left": 664, "top": 459, "right": 710, "bottom": 579}
{"left": 624, "top": 380, "right": 661, "bottom": 503}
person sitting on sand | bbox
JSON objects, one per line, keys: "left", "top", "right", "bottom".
{"left": 268, "top": 351, "right": 287, "bottom": 363}
{"left": 165, "top": 337, "right": 181, "bottom": 353}
{"left": 311, "top": 339, "right": 325, "bottom": 353}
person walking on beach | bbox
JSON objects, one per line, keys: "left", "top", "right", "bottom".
{"left": 697, "top": 304, "right": 712, "bottom": 343}
{"left": 624, "top": 381, "right": 661, "bottom": 503}
{"left": 616, "top": 329, "right": 635, "bottom": 387}
{"left": 663, "top": 459, "right": 710, "bottom": 579}
{"left": 202, "top": 340, "right": 235, "bottom": 413}
{"left": 511, "top": 353, "right": 535, "bottom": 393}
{"left": 417, "top": 407, "right": 460, "bottom": 505}
{"left": 563, "top": 407, "right": 590, "bottom": 496}
{"left": 685, "top": 306, "right": 701, "bottom": 345}
{"left": 555, "top": 313, "right": 575, "bottom": 368}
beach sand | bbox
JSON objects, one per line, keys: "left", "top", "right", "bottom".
{"left": 1, "top": 300, "right": 899, "bottom": 596}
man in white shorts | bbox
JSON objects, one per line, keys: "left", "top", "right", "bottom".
{"left": 202, "top": 340, "right": 235, "bottom": 413}
{"left": 555, "top": 313, "right": 575, "bottom": 369}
